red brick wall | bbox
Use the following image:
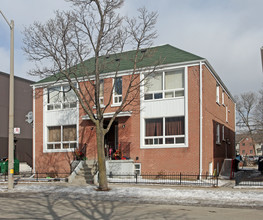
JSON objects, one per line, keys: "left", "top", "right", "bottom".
{"left": 78, "top": 74, "right": 141, "bottom": 159}
{"left": 202, "top": 65, "right": 235, "bottom": 173}
{"left": 239, "top": 137, "right": 255, "bottom": 156}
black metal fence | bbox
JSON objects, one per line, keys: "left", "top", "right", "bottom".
{"left": 0, "top": 172, "right": 70, "bottom": 183}
{"left": 235, "top": 171, "right": 263, "bottom": 186}
{"left": 107, "top": 172, "right": 218, "bottom": 187}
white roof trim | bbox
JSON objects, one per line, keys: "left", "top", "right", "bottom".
{"left": 82, "top": 111, "right": 132, "bottom": 120}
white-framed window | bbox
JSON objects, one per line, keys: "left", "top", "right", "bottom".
{"left": 222, "top": 91, "right": 225, "bottom": 105}
{"left": 99, "top": 79, "right": 104, "bottom": 105}
{"left": 113, "top": 77, "right": 122, "bottom": 104}
{"left": 226, "top": 106, "right": 228, "bottom": 122}
{"left": 216, "top": 123, "right": 220, "bottom": 144}
{"left": 134, "top": 163, "right": 141, "bottom": 175}
{"left": 47, "top": 85, "right": 77, "bottom": 110}
{"left": 222, "top": 125, "right": 225, "bottom": 141}
{"left": 144, "top": 116, "right": 185, "bottom": 146}
{"left": 144, "top": 68, "right": 184, "bottom": 100}
{"left": 47, "top": 125, "right": 77, "bottom": 150}
{"left": 216, "top": 85, "right": 220, "bottom": 104}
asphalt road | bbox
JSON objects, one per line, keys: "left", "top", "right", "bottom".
{"left": 0, "top": 192, "right": 262, "bottom": 220}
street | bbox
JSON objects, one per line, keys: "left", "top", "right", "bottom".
{"left": 0, "top": 191, "right": 262, "bottom": 220}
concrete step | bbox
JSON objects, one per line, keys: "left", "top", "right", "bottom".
{"left": 69, "top": 160, "right": 98, "bottom": 184}
{"left": 19, "top": 162, "right": 32, "bottom": 173}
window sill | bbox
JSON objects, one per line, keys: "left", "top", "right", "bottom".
{"left": 93, "top": 105, "right": 105, "bottom": 109}
{"left": 111, "top": 103, "right": 122, "bottom": 107}
{"left": 46, "top": 107, "right": 77, "bottom": 112}
{"left": 44, "top": 149, "right": 75, "bottom": 153}
{"left": 141, "top": 144, "right": 188, "bottom": 149}
{"left": 144, "top": 96, "right": 184, "bottom": 102}
{"left": 216, "top": 142, "right": 221, "bottom": 145}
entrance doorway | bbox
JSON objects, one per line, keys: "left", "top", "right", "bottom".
{"left": 104, "top": 120, "right": 118, "bottom": 158}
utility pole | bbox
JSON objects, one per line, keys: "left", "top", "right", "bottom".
{"left": 0, "top": 10, "right": 15, "bottom": 190}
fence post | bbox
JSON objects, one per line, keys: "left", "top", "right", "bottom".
{"left": 180, "top": 172, "right": 182, "bottom": 185}
{"left": 36, "top": 172, "right": 38, "bottom": 182}
{"left": 135, "top": 173, "right": 138, "bottom": 184}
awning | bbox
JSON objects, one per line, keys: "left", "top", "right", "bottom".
{"left": 82, "top": 111, "right": 132, "bottom": 120}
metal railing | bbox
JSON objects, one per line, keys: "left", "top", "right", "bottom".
{"left": 0, "top": 172, "right": 70, "bottom": 183}
{"left": 235, "top": 171, "right": 263, "bottom": 186}
{"left": 107, "top": 172, "right": 218, "bottom": 187}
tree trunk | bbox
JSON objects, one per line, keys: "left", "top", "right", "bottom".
{"left": 96, "top": 123, "right": 108, "bottom": 190}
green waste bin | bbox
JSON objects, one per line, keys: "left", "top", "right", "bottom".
{"left": 14, "top": 159, "right": 19, "bottom": 174}
{"left": 0, "top": 161, "right": 3, "bottom": 173}
{"left": 1, "top": 161, "right": 8, "bottom": 174}
{"left": 0, "top": 159, "right": 19, "bottom": 174}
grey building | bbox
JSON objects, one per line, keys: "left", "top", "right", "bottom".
{"left": 0, "top": 71, "right": 33, "bottom": 167}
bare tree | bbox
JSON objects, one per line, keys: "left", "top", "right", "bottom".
{"left": 23, "top": 0, "right": 158, "bottom": 190}
{"left": 235, "top": 91, "right": 258, "bottom": 153}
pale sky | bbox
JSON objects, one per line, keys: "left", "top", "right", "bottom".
{"left": 0, "top": 0, "right": 263, "bottom": 96}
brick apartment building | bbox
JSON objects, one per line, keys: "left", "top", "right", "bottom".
{"left": 236, "top": 135, "right": 263, "bottom": 157}
{"left": 32, "top": 44, "right": 235, "bottom": 176}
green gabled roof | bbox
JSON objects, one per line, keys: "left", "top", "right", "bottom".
{"left": 36, "top": 44, "right": 204, "bottom": 84}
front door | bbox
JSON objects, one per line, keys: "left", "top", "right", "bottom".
{"left": 104, "top": 121, "right": 118, "bottom": 157}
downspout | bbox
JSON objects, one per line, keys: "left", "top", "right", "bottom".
{"left": 234, "top": 102, "right": 238, "bottom": 157}
{"left": 199, "top": 61, "right": 203, "bottom": 176}
{"left": 33, "top": 86, "right": 36, "bottom": 173}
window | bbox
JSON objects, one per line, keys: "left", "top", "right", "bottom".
{"left": 226, "top": 106, "right": 228, "bottom": 122}
{"left": 216, "top": 85, "right": 220, "bottom": 104}
{"left": 250, "top": 143, "right": 253, "bottom": 146}
{"left": 216, "top": 124, "right": 220, "bottom": 144}
{"left": 113, "top": 77, "right": 122, "bottom": 104}
{"left": 242, "top": 150, "right": 245, "bottom": 154}
{"left": 242, "top": 143, "right": 245, "bottom": 146}
{"left": 222, "top": 91, "right": 225, "bottom": 105}
{"left": 144, "top": 116, "right": 185, "bottom": 146}
{"left": 99, "top": 79, "right": 104, "bottom": 105}
{"left": 134, "top": 163, "right": 141, "bottom": 175}
{"left": 144, "top": 69, "right": 184, "bottom": 100}
{"left": 47, "top": 85, "right": 77, "bottom": 110}
{"left": 222, "top": 125, "right": 225, "bottom": 141}
{"left": 47, "top": 125, "right": 77, "bottom": 150}
{"left": 250, "top": 150, "right": 253, "bottom": 154}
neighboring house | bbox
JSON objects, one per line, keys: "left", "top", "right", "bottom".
{"left": 32, "top": 44, "right": 235, "bottom": 176}
{"left": 236, "top": 135, "right": 263, "bottom": 157}
{"left": 0, "top": 71, "right": 33, "bottom": 167}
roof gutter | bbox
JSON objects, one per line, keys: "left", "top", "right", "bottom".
{"left": 32, "top": 59, "right": 206, "bottom": 88}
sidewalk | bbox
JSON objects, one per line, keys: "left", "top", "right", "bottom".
{"left": 0, "top": 182, "right": 263, "bottom": 209}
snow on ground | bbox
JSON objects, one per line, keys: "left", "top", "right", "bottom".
{"left": 0, "top": 182, "right": 263, "bottom": 208}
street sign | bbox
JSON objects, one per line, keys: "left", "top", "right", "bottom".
{"left": 14, "top": 127, "right": 20, "bottom": 135}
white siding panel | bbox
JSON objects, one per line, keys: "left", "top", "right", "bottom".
{"left": 143, "top": 98, "right": 185, "bottom": 118}
{"left": 46, "top": 109, "right": 78, "bottom": 126}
